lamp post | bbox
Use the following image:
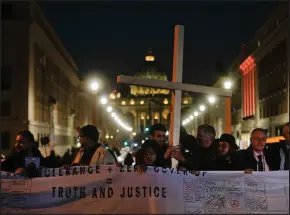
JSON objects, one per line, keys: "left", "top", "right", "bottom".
{"left": 86, "top": 79, "right": 102, "bottom": 129}
{"left": 207, "top": 95, "right": 216, "bottom": 124}
{"left": 223, "top": 80, "right": 232, "bottom": 134}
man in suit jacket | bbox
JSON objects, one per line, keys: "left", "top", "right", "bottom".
{"left": 232, "top": 128, "right": 278, "bottom": 171}
{"left": 268, "top": 122, "right": 289, "bottom": 170}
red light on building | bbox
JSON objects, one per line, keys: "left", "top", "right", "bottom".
{"left": 113, "top": 90, "right": 117, "bottom": 93}
{"left": 240, "top": 55, "right": 256, "bottom": 118}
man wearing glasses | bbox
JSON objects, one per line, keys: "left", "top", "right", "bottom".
{"left": 232, "top": 128, "right": 277, "bottom": 171}
{"left": 72, "top": 125, "right": 116, "bottom": 166}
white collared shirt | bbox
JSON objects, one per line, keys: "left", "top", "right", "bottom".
{"left": 253, "top": 151, "right": 270, "bottom": 171}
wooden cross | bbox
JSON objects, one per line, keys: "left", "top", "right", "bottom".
{"left": 117, "top": 25, "right": 232, "bottom": 167}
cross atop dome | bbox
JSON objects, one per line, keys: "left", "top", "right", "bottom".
{"left": 145, "top": 48, "right": 155, "bottom": 62}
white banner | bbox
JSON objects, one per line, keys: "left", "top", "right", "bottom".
{"left": 1, "top": 166, "right": 289, "bottom": 214}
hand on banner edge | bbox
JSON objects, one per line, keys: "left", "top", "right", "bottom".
{"left": 244, "top": 168, "right": 254, "bottom": 174}
{"left": 137, "top": 164, "right": 147, "bottom": 176}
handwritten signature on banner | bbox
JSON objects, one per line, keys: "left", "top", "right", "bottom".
{"left": 0, "top": 167, "right": 289, "bottom": 214}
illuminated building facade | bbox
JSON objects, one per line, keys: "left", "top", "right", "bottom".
{"left": 109, "top": 49, "right": 194, "bottom": 134}
{"left": 0, "top": 2, "right": 98, "bottom": 156}
{"left": 229, "top": 2, "right": 289, "bottom": 148}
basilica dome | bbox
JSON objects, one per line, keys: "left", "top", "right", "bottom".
{"left": 130, "top": 49, "right": 170, "bottom": 96}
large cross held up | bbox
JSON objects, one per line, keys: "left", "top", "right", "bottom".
{"left": 117, "top": 25, "right": 232, "bottom": 167}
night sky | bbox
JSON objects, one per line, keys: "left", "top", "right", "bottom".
{"left": 40, "top": 1, "right": 277, "bottom": 90}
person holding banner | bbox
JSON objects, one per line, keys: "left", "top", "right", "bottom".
{"left": 136, "top": 140, "right": 168, "bottom": 168}
{"left": 232, "top": 128, "right": 278, "bottom": 172}
{"left": 71, "top": 125, "right": 117, "bottom": 166}
{"left": 268, "top": 122, "right": 289, "bottom": 171}
{"left": 170, "top": 124, "right": 217, "bottom": 171}
{"left": 207, "top": 133, "right": 239, "bottom": 171}
{"left": 277, "top": 122, "right": 289, "bottom": 170}
{"left": 71, "top": 125, "right": 102, "bottom": 166}
{"left": 1, "top": 130, "right": 46, "bottom": 176}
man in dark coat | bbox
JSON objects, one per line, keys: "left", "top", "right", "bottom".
{"left": 232, "top": 128, "right": 277, "bottom": 171}
{"left": 267, "top": 122, "right": 289, "bottom": 170}
{"left": 208, "top": 133, "right": 239, "bottom": 171}
{"left": 1, "top": 130, "right": 46, "bottom": 175}
{"left": 171, "top": 124, "right": 217, "bottom": 171}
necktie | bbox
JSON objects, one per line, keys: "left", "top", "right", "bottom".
{"left": 257, "top": 155, "right": 264, "bottom": 171}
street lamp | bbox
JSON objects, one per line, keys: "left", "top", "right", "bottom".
{"left": 100, "top": 97, "right": 108, "bottom": 104}
{"left": 199, "top": 105, "right": 206, "bottom": 111}
{"left": 189, "top": 115, "right": 194, "bottom": 120}
{"left": 223, "top": 80, "right": 232, "bottom": 89}
{"left": 90, "top": 81, "right": 99, "bottom": 92}
{"left": 107, "top": 106, "right": 113, "bottom": 113}
{"left": 194, "top": 111, "right": 199, "bottom": 117}
{"left": 208, "top": 96, "right": 216, "bottom": 104}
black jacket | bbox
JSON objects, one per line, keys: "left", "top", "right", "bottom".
{"left": 124, "top": 153, "right": 134, "bottom": 166}
{"left": 267, "top": 140, "right": 289, "bottom": 170}
{"left": 231, "top": 145, "right": 278, "bottom": 171}
{"left": 1, "top": 147, "right": 46, "bottom": 173}
{"left": 184, "top": 139, "right": 218, "bottom": 171}
{"left": 207, "top": 156, "right": 235, "bottom": 171}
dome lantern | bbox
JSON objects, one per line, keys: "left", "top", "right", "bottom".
{"left": 145, "top": 48, "right": 155, "bottom": 62}
{"left": 130, "top": 48, "right": 170, "bottom": 96}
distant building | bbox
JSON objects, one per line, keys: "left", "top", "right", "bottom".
{"left": 0, "top": 2, "right": 98, "bottom": 156}
{"left": 109, "top": 49, "right": 194, "bottom": 138}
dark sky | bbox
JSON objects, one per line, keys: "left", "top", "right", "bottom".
{"left": 40, "top": 1, "right": 277, "bottom": 90}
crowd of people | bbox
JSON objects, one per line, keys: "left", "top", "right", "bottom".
{"left": 0, "top": 122, "right": 289, "bottom": 177}
{"left": 129, "top": 122, "right": 289, "bottom": 173}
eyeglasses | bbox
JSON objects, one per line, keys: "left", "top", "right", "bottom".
{"left": 251, "top": 137, "right": 267, "bottom": 142}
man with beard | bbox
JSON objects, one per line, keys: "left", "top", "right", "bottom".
{"left": 170, "top": 124, "right": 217, "bottom": 171}
{"left": 1, "top": 130, "right": 46, "bottom": 175}
{"left": 208, "top": 133, "right": 239, "bottom": 171}
{"left": 71, "top": 125, "right": 101, "bottom": 166}
{"left": 71, "top": 125, "right": 117, "bottom": 166}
